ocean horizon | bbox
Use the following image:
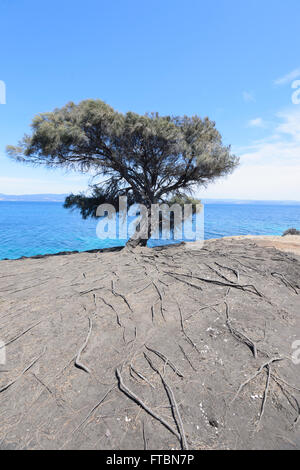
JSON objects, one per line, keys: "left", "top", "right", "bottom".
{"left": 0, "top": 200, "right": 299, "bottom": 260}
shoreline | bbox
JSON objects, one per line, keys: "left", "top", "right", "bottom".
{"left": 1, "top": 235, "right": 300, "bottom": 262}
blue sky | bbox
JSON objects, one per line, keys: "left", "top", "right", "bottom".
{"left": 0, "top": 0, "right": 300, "bottom": 200}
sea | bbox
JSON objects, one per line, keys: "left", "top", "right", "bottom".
{"left": 0, "top": 201, "right": 299, "bottom": 260}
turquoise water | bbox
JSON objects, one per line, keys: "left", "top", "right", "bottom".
{"left": 0, "top": 201, "right": 299, "bottom": 260}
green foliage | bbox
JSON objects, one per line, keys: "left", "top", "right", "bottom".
{"left": 64, "top": 183, "right": 136, "bottom": 219}
{"left": 7, "top": 99, "right": 239, "bottom": 220}
{"left": 282, "top": 228, "right": 300, "bottom": 236}
{"left": 167, "top": 194, "right": 202, "bottom": 214}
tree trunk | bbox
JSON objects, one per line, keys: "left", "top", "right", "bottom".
{"left": 126, "top": 236, "right": 148, "bottom": 248}
{"left": 125, "top": 206, "right": 151, "bottom": 248}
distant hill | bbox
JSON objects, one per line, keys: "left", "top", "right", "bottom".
{"left": 0, "top": 194, "right": 68, "bottom": 202}
{"left": 0, "top": 194, "right": 299, "bottom": 204}
{"left": 202, "top": 198, "right": 300, "bottom": 205}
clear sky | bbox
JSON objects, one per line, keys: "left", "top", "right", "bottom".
{"left": 0, "top": 0, "right": 300, "bottom": 200}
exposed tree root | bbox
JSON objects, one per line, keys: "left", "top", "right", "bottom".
{"left": 111, "top": 280, "right": 133, "bottom": 312}
{"left": 152, "top": 281, "right": 165, "bottom": 321}
{"left": 134, "top": 282, "right": 152, "bottom": 295}
{"left": 145, "top": 345, "right": 184, "bottom": 378}
{"left": 177, "top": 302, "right": 200, "bottom": 354}
{"left": 271, "top": 374, "right": 300, "bottom": 427}
{"left": 142, "top": 421, "right": 148, "bottom": 450}
{"left": 130, "top": 364, "right": 155, "bottom": 389}
{"left": 224, "top": 300, "right": 257, "bottom": 359}
{"left": 71, "top": 384, "right": 116, "bottom": 435}
{"left": 116, "top": 368, "right": 181, "bottom": 443}
{"left": 178, "top": 344, "right": 197, "bottom": 371}
{"left": 231, "top": 357, "right": 285, "bottom": 405}
{"left": 256, "top": 364, "right": 271, "bottom": 428}
{"left": 98, "top": 296, "right": 122, "bottom": 327}
{"left": 1, "top": 320, "right": 43, "bottom": 349}
{"left": 144, "top": 353, "right": 189, "bottom": 450}
{"left": 165, "top": 272, "right": 203, "bottom": 291}
{"left": 75, "top": 317, "right": 93, "bottom": 374}
{"left": 0, "top": 347, "right": 46, "bottom": 393}
{"left": 205, "top": 263, "right": 235, "bottom": 284}
{"left": 271, "top": 272, "right": 298, "bottom": 295}
{"left": 164, "top": 271, "right": 262, "bottom": 297}
{"left": 214, "top": 262, "right": 240, "bottom": 282}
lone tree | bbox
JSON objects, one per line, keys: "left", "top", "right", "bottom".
{"left": 7, "top": 99, "right": 239, "bottom": 247}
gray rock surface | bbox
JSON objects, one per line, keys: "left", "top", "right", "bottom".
{"left": 0, "top": 239, "right": 299, "bottom": 450}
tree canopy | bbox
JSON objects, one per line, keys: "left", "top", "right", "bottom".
{"left": 7, "top": 99, "right": 239, "bottom": 244}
